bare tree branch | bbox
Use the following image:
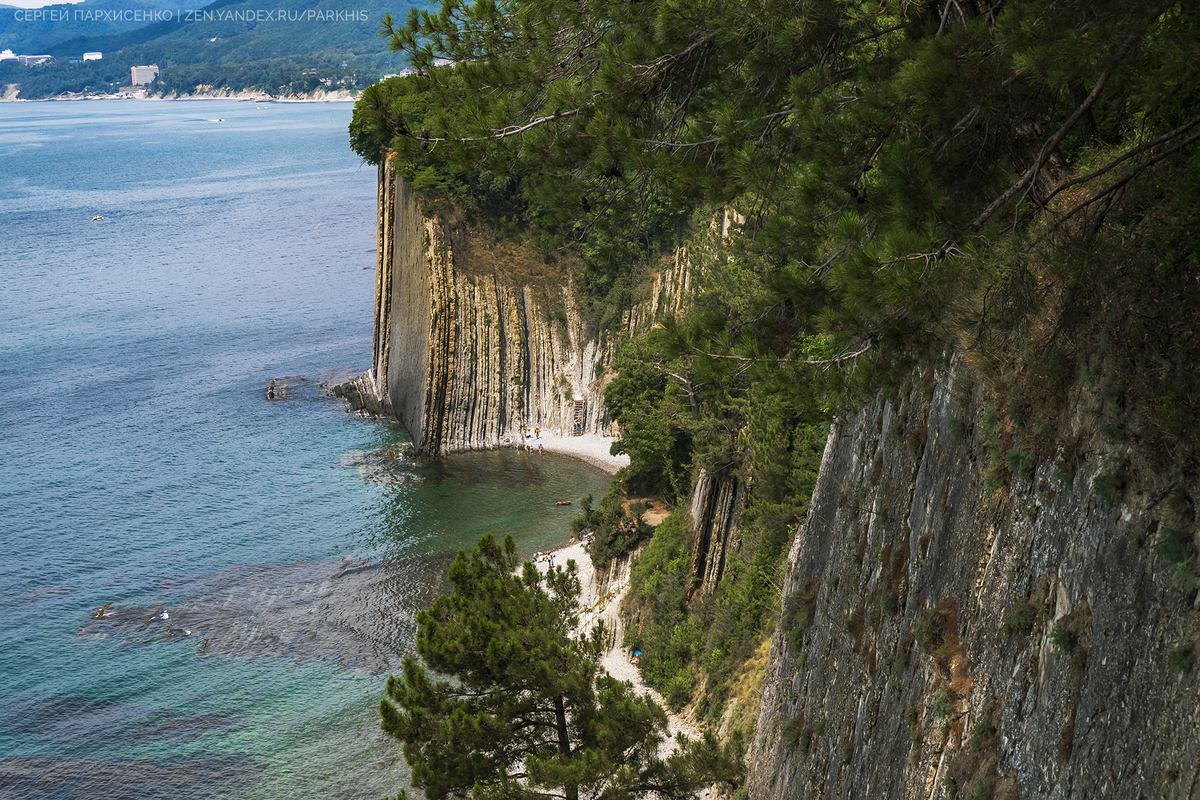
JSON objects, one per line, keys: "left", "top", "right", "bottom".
{"left": 970, "top": 34, "right": 1140, "bottom": 231}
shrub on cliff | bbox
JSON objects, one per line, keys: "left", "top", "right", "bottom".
{"left": 572, "top": 484, "right": 653, "bottom": 571}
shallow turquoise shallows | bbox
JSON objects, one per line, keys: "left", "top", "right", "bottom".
{"left": 0, "top": 99, "right": 610, "bottom": 800}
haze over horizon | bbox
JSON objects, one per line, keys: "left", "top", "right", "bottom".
{"left": 2, "top": 0, "right": 87, "bottom": 10}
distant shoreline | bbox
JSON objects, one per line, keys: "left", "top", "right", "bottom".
{"left": 0, "top": 88, "right": 360, "bottom": 103}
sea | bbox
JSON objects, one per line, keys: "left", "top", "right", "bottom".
{"left": 0, "top": 99, "right": 610, "bottom": 800}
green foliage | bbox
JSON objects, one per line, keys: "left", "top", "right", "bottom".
{"left": 1091, "top": 459, "right": 1128, "bottom": 507}
{"left": 875, "top": 585, "right": 901, "bottom": 616}
{"left": 1167, "top": 642, "right": 1195, "bottom": 675}
{"left": 784, "top": 580, "right": 821, "bottom": 650}
{"left": 623, "top": 510, "right": 699, "bottom": 711}
{"left": 1154, "top": 526, "right": 1193, "bottom": 568}
{"left": 1005, "top": 447, "right": 1035, "bottom": 483}
{"left": 1049, "top": 625, "right": 1081, "bottom": 664}
{"left": 604, "top": 337, "right": 695, "bottom": 500}
{"left": 969, "top": 718, "right": 997, "bottom": 753}
{"left": 573, "top": 485, "right": 652, "bottom": 571}
{"left": 964, "top": 780, "right": 994, "bottom": 800}
{"left": 611, "top": 318, "right": 829, "bottom": 716}
{"left": 1153, "top": 526, "right": 1200, "bottom": 592}
{"left": 380, "top": 533, "right": 745, "bottom": 800}
{"left": 913, "top": 608, "right": 946, "bottom": 654}
{"left": 781, "top": 714, "right": 806, "bottom": 749}
{"left": 787, "top": 717, "right": 827, "bottom": 755}
{"left": 621, "top": 409, "right": 826, "bottom": 717}
{"left": 1052, "top": 464, "right": 1077, "bottom": 490}
{"left": 1000, "top": 599, "right": 1035, "bottom": 641}
{"left": 930, "top": 689, "right": 954, "bottom": 720}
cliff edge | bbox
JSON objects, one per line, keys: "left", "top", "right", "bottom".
{"left": 336, "top": 157, "right": 648, "bottom": 454}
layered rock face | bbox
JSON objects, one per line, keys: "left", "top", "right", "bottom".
{"left": 747, "top": 358, "right": 1199, "bottom": 799}
{"left": 688, "top": 469, "right": 745, "bottom": 595}
{"left": 342, "top": 159, "right": 692, "bottom": 455}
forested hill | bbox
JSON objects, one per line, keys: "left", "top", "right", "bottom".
{"left": 1, "top": 0, "right": 412, "bottom": 98}
{"left": 0, "top": 0, "right": 209, "bottom": 54}
{"left": 351, "top": 0, "right": 1200, "bottom": 743}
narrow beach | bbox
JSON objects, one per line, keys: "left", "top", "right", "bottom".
{"left": 509, "top": 429, "right": 630, "bottom": 474}
{"left": 525, "top": 434, "right": 699, "bottom": 744}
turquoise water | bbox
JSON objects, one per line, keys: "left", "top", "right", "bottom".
{"left": 0, "top": 100, "right": 609, "bottom": 799}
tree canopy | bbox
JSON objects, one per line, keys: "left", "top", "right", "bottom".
{"left": 352, "top": 0, "right": 1200, "bottom": 415}
{"left": 357, "top": 0, "right": 1199, "bottom": 309}
{"left": 380, "top": 533, "right": 745, "bottom": 800}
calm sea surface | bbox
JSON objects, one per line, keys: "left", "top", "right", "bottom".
{"left": 0, "top": 99, "right": 608, "bottom": 799}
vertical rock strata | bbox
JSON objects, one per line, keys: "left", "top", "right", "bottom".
{"left": 348, "top": 166, "right": 691, "bottom": 455}
{"left": 746, "top": 357, "right": 1199, "bottom": 799}
{"left": 688, "top": 469, "right": 745, "bottom": 594}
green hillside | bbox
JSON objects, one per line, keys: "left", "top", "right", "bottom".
{"left": 0, "top": 0, "right": 209, "bottom": 54}
{"left": 0, "top": 0, "right": 411, "bottom": 98}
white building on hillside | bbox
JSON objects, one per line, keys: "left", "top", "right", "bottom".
{"left": 83, "top": 52, "right": 102, "bottom": 61}
{"left": 131, "top": 64, "right": 159, "bottom": 85}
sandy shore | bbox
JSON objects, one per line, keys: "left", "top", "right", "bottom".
{"left": 530, "top": 540, "right": 699, "bottom": 745}
{"left": 512, "top": 430, "right": 630, "bottom": 475}
{"left": 519, "top": 432, "right": 700, "bottom": 745}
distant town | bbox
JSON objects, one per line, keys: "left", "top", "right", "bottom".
{"left": 0, "top": 48, "right": 58, "bottom": 66}
{"left": 3, "top": 51, "right": 169, "bottom": 92}
{"left": 0, "top": 41, "right": 396, "bottom": 101}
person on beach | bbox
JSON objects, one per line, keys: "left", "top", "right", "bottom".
{"left": 535, "top": 427, "right": 540, "bottom": 438}
{"left": 538, "top": 443, "right": 543, "bottom": 456}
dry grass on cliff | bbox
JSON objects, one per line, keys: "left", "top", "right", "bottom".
{"left": 947, "top": 155, "right": 1200, "bottom": 484}
{"left": 439, "top": 208, "right": 578, "bottom": 299}
{"left": 721, "top": 635, "right": 772, "bottom": 740}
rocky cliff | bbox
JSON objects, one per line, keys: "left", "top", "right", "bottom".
{"left": 335, "top": 157, "right": 693, "bottom": 455}
{"left": 745, "top": 357, "right": 1199, "bottom": 799}
{"left": 688, "top": 469, "right": 745, "bottom": 596}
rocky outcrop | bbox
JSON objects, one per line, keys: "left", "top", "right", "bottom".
{"left": 339, "top": 158, "right": 693, "bottom": 455}
{"left": 747, "top": 356, "right": 1199, "bottom": 800}
{"left": 688, "top": 469, "right": 745, "bottom": 595}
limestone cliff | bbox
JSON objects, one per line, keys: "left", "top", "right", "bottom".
{"left": 745, "top": 358, "right": 1199, "bottom": 799}
{"left": 688, "top": 469, "right": 745, "bottom": 596}
{"left": 337, "top": 157, "right": 692, "bottom": 455}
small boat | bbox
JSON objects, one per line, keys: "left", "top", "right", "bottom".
{"left": 92, "top": 215, "right": 103, "bottom": 221}
{"left": 554, "top": 500, "right": 572, "bottom": 506}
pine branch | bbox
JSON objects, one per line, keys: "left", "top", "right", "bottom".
{"left": 970, "top": 33, "right": 1140, "bottom": 231}
{"left": 690, "top": 335, "right": 877, "bottom": 368}
{"left": 417, "top": 108, "right": 581, "bottom": 144}
{"left": 1041, "top": 112, "right": 1200, "bottom": 209}
{"left": 1048, "top": 124, "right": 1200, "bottom": 235}
{"left": 873, "top": 242, "right": 961, "bottom": 274}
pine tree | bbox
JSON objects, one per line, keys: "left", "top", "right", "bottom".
{"left": 380, "top": 533, "right": 744, "bottom": 800}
